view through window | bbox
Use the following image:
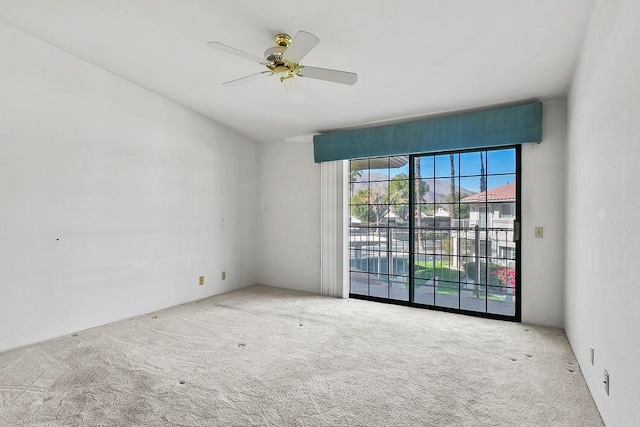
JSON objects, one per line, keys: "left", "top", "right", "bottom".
{"left": 349, "top": 147, "right": 519, "bottom": 319}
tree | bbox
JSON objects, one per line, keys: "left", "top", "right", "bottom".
{"left": 449, "top": 154, "right": 457, "bottom": 219}
{"left": 415, "top": 158, "right": 422, "bottom": 250}
{"left": 350, "top": 189, "right": 370, "bottom": 223}
{"left": 443, "top": 192, "right": 470, "bottom": 219}
{"left": 414, "top": 158, "right": 430, "bottom": 251}
{"left": 349, "top": 166, "right": 428, "bottom": 226}
{"left": 389, "top": 173, "right": 410, "bottom": 222}
{"left": 349, "top": 168, "right": 363, "bottom": 199}
{"left": 350, "top": 188, "right": 389, "bottom": 225}
{"left": 479, "top": 152, "right": 487, "bottom": 192}
{"left": 368, "top": 189, "right": 389, "bottom": 225}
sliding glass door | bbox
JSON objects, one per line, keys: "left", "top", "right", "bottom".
{"left": 349, "top": 147, "right": 520, "bottom": 321}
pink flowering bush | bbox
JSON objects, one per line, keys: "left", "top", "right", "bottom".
{"left": 495, "top": 268, "right": 516, "bottom": 288}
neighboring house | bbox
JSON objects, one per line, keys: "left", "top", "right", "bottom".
{"left": 453, "top": 182, "right": 516, "bottom": 268}
{"left": 434, "top": 207, "right": 451, "bottom": 218}
{"left": 460, "top": 182, "right": 516, "bottom": 225}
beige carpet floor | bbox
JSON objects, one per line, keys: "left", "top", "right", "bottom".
{"left": 0, "top": 285, "right": 602, "bottom": 426}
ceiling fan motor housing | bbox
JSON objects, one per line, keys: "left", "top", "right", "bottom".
{"left": 264, "top": 46, "right": 287, "bottom": 65}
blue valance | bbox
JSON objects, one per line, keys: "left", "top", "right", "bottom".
{"left": 313, "top": 102, "right": 542, "bottom": 163}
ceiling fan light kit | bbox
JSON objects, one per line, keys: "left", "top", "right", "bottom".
{"left": 207, "top": 30, "right": 357, "bottom": 91}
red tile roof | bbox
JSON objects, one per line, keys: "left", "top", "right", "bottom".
{"left": 460, "top": 182, "right": 515, "bottom": 203}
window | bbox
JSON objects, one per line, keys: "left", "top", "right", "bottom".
{"left": 349, "top": 147, "right": 520, "bottom": 320}
{"left": 501, "top": 203, "right": 515, "bottom": 218}
{"left": 500, "top": 246, "right": 516, "bottom": 260}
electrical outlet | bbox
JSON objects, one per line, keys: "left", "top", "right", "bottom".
{"left": 604, "top": 370, "right": 609, "bottom": 395}
{"left": 535, "top": 226, "right": 544, "bottom": 238}
{"left": 590, "top": 346, "right": 594, "bottom": 365}
{"left": 199, "top": 276, "right": 204, "bottom": 286}
{"left": 221, "top": 271, "right": 226, "bottom": 280}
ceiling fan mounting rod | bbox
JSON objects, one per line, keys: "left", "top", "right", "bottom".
{"left": 274, "top": 33, "right": 292, "bottom": 47}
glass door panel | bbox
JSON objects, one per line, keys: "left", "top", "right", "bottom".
{"left": 349, "top": 156, "right": 410, "bottom": 301}
{"left": 410, "top": 147, "right": 518, "bottom": 319}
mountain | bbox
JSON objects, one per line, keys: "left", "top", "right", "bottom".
{"left": 422, "top": 180, "right": 476, "bottom": 202}
{"left": 351, "top": 173, "right": 476, "bottom": 202}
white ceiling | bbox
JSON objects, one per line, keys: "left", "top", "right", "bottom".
{"left": 0, "top": 0, "right": 595, "bottom": 143}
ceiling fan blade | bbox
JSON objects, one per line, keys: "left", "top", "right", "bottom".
{"left": 223, "top": 71, "right": 272, "bottom": 86}
{"left": 297, "top": 65, "right": 358, "bottom": 85}
{"left": 207, "top": 41, "right": 270, "bottom": 66}
{"left": 282, "top": 30, "right": 319, "bottom": 63}
{"left": 282, "top": 78, "right": 307, "bottom": 103}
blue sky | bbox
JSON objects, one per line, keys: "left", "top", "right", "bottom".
{"left": 368, "top": 148, "right": 516, "bottom": 193}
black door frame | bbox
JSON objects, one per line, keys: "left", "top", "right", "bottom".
{"left": 349, "top": 145, "right": 521, "bottom": 322}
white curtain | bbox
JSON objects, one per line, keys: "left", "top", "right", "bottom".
{"left": 320, "top": 160, "right": 349, "bottom": 298}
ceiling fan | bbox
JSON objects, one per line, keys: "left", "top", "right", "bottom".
{"left": 207, "top": 31, "right": 357, "bottom": 93}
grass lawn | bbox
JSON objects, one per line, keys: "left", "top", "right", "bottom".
{"left": 434, "top": 288, "right": 506, "bottom": 301}
{"left": 414, "top": 260, "right": 461, "bottom": 282}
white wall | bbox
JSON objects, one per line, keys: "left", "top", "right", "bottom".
{"left": 521, "top": 100, "right": 566, "bottom": 327}
{"left": 565, "top": 0, "right": 640, "bottom": 424}
{"left": 257, "top": 139, "right": 321, "bottom": 293}
{"left": 0, "top": 23, "right": 259, "bottom": 352}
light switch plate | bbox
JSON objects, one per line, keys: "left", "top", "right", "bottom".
{"left": 535, "top": 226, "right": 544, "bottom": 238}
